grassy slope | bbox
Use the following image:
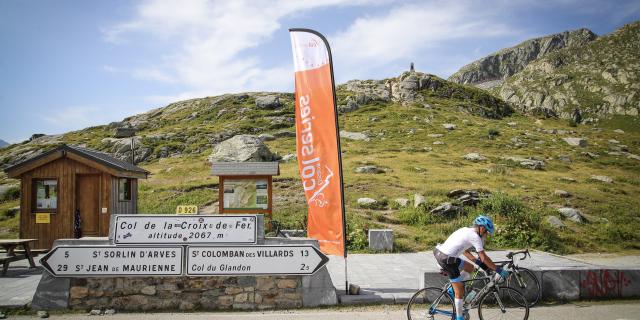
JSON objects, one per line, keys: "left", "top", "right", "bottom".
{"left": 0, "top": 81, "right": 639, "bottom": 254}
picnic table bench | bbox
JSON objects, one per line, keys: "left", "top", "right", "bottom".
{"left": 0, "top": 239, "right": 37, "bottom": 276}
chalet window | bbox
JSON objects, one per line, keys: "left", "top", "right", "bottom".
{"left": 33, "top": 179, "right": 58, "bottom": 212}
{"left": 118, "top": 178, "right": 132, "bottom": 201}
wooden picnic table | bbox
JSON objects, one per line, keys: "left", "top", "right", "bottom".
{"left": 0, "top": 239, "right": 37, "bottom": 276}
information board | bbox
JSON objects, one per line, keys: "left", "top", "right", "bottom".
{"left": 40, "top": 246, "right": 183, "bottom": 277}
{"left": 113, "top": 215, "right": 257, "bottom": 244}
{"left": 186, "top": 245, "right": 329, "bottom": 276}
{"left": 223, "top": 179, "right": 269, "bottom": 210}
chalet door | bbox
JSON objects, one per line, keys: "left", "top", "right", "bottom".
{"left": 76, "top": 174, "right": 101, "bottom": 236}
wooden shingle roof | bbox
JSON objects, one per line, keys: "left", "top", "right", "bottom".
{"left": 211, "top": 162, "right": 280, "bottom": 176}
{"left": 4, "top": 144, "right": 149, "bottom": 179}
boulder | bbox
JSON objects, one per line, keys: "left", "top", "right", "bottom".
{"left": 581, "top": 151, "right": 599, "bottom": 159}
{"left": 559, "top": 177, "right": 576, "bottom": 182}
{"left": 414, "top": 194, "right": 426, "bottom": 208}
{"left": 29, "top": 133, "right": 46, "bottom": 141}
{"left": 281, "top": 154, "right": 296, "bottom": 162}
{"left": 395, "top": 198, "right": 409, "bottom": 208}
{"left": 433, "top": 141, "right": 445, "bottom": 145}
{"left": 589, "top": 175, "right": 613, "bottom": 183}
{"left": 557, "top": 155, "right": 572, "bottom": 163}
{"left": 463, "top": 153, "right": 487, "bottom": 161}
{"left": 109, "top": 137, "right": 152, "bottom": 163}
{"left": 562, "top": 137, "right": 587, "bottom": 147}
{"left": 427, "top": 134, "right": 444, "bottom": 138}
{"left": 546, "top": 216, "right": 566, "bottom": 229}
{"left": 442, "top": 123, "right": 456, "bottom": 130}
{"left": 557, "top": 207, "right": 585, "bottom": 223}
{"left": 357, "top": 198, "right": 378, "bottom": 208}
{"left": 613, "top": 129, "right": 625, "bottom": 134}
{"left": 507, "top": 122, "right": 517, "bottom": 127}
{"left": 274, "top": 131, "right": 296, "bottom": 138}
{"left": 430, "top": 202, "right": 461, "bottom": 217}
{"left": 502, "top": 156, "right": 545, "bottom": 170}
{"left": 554, "top": 189, "right": 571, "bottom": 198}
{"left": 114, "top": 127, "right": 136, "bottom": 138}
{"left": 447, "top": 189, "right": 489, "bottom": 206}
{"left": 258, "top": 134, "right": 276, "bottom": 141}
{"left": 208, "top": 135, "right": 280, "bottom": 163}
{"left": 340, "top": 131, "right": 369, "bottom": 141}
{"left": 255, "top": 95, "right": 282, "bottom": 109}
{"left": 355, "top": 166, "right": 384, "bottom": 174}
{"left": 338, "top": 99, "right": 359, "bottom": 113}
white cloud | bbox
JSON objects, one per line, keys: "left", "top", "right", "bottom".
{"left": 329, "top": 1, "right": 518, "bottom": 80}
{"left": 103, "top": 0, "right": 525, "bottom": 100}
{"left": 103, "top": 0, "right": 383, "bottom": 101}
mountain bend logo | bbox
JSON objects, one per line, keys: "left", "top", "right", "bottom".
{"left": 298, "top": 93, "right": 334, "bottom": 208}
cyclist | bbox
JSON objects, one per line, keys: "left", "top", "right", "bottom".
{"left": 433, "top": 215, "right": 509, "bottom": 320}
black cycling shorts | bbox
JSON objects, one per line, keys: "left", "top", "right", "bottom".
{"left": 433, "top": 248, "right": 465, "bottom": 282}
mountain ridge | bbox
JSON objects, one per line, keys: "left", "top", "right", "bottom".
{"left": 496, "top": 21, "right": 640, "bottom": 119}
{"left": 448, "top": 28, "right": 597, "bottom": 88}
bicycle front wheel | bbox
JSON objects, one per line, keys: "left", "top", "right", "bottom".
{"left": 478, "top": 287, "right": 529, "bottom": 320}
{"left": 407, "top": 287, "right": 455, "bottom": 320}
{"left": 507, "top": 268, "right": 540, "bottom": 307}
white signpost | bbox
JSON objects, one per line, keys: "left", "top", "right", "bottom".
{"left": 186, "top": 245, "right": 329, "bottom": 276}
{"left": 113, "top": 215, "right": 257, "bottom": 244}
{"left": 41, "top": 214, "right": 330, "bottom": 278}
{"left": 40, "top": 246, "right": 184, "bottom": 277}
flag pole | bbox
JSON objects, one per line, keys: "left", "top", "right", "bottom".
{"left": 320, "top": 30, "right": 350, "bottom": 294}
{"left": 289, "top": 28, "right": 349, "bottom": 294}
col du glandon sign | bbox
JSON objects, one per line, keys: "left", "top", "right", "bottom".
{"left": 187, "top": 245, "right": 329, "bottom": 276}
{"left": 113, "top": 215, "right": 257, "bottom": 244}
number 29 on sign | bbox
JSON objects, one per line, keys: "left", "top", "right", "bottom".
{"left": 176, "top": 205, "right": 198, "bottom": 215}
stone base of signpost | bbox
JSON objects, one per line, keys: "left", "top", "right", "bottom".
{"left": 32, "top": 238, "right": 337, "bottom": 311}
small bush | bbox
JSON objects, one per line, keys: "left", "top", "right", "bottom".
{"left": 487, "top": 128, "right": 500, "bottom": 139}
{"left": 346, "top": 223, "right": 369, "bottom": 251}
{"left": 0, "top": 186, "right": 20, "bottom": 203}
{"left": 470, "top": 193, "right": 563, "bottom": 252}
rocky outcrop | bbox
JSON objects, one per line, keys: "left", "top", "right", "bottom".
{"left": 449, "top": 28, "right": 596, "bottom": 88}
{"left": 338, "top": 72, "right": 513, "bottom": 119}
{"left": 208, "top": 135, "right": 279, "bottom": 162}
{"left": 496, "top": 22, "right": 640, "bottom": 118}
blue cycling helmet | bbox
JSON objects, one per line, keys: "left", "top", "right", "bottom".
{"left": 474, "top": 215, "right": 494, "bottom": 234}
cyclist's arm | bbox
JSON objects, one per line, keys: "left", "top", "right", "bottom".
{"left": 477, "top": 250, "right": 498, "bottom": 271}
{"left": 462, "top": 250, "right": 476, "bottom": 262}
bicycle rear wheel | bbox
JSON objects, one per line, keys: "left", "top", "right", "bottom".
{"left": 407, "top": 287, "right": 455, "bottom": 320}
{"left": 506, "top": 267, "right": 540, "bottom": 307}
{"left": 478, "top": 287, "right": 529, "bottom": 320}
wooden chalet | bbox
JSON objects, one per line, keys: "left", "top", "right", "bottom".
{"left": 4, "top": 144, "right": 148, "bottom": 249}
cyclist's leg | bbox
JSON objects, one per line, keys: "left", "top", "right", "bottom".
{"left": 449, "top": 259, "right": 470, "bottom": 320}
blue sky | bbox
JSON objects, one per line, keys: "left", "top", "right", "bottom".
{"left": 1, "top": 0, "right": 639, "bottom": 143}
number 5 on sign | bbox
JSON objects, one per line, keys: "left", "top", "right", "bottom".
{"left": 176, "top": 205, "right": 198, "bottom": 215}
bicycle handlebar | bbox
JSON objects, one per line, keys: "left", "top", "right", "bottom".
{"left": 506, "top": 249, "right": 530, "bottom": 261}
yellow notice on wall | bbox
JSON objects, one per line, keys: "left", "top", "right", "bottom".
{"left": 176, "top": 205, "right": 198, "bottom": 215}
{"left": 35, "top": 213, "right": 51, "bottom": 224}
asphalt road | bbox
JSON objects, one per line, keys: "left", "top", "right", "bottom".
{"left": 10, "top": 302, "right": 640, "bottom": 319}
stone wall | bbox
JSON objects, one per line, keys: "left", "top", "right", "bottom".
{"left": 68, "top": 275, "right": 304, "bottom": 311}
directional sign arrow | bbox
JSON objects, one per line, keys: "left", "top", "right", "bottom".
{"left": 40, "top": 246, "right": 184, "bottom": 277}
{"left": 186, "top": 245, "right": 329, "bottom": 276}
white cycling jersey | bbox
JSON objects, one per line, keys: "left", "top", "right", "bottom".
{"left": 436, "top": 227, "right": 484, "bottom": 257}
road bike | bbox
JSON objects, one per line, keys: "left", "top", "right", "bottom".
{"left": 491, "top": 249, "right": 541, "bottom": 307}
{"left": 407, "top": 269, "right": 529, "bottom": 320}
